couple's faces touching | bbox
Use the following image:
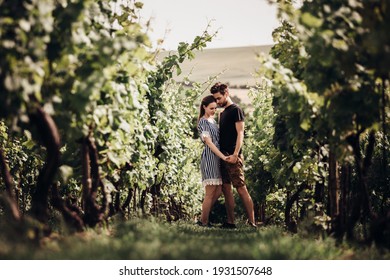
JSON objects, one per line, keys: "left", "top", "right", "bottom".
{"left": 202, "top": 90, "right": 228, "bottom": 118}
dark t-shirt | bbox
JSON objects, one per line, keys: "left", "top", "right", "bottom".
{"left": 219, "top": 104, "right": 245, "bottom": 155}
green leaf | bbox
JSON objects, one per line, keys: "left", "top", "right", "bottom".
{"left": 134, "top": 2, "right": 144, "bottom": 9}
{"left": 332, "top": 39, "right": 348, "bottom": 51}
{"left": 177, "top": 42, "right": 189, "bottom": 55}
{"left": 176, "top": 66, "right": 182, "bottom": 76}
{"left": 301, "top": 12, "right": 323, "bottom": 28}
{"left": 300, "top": 118, "right": 311, "bottom": 131}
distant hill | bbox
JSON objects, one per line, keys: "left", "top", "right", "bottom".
{"left": 158, "top": 45, "right": 273, "bottom": 105}
{"left": 160, "top": 45, "right": 272, "bottom": 87}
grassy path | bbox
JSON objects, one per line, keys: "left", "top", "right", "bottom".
{"left": 1, "top": 218, "right": 388, "bottom": 259}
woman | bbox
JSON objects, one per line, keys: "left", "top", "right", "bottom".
{"left": 197, "top": 95, "right": 229, "bottom": 226}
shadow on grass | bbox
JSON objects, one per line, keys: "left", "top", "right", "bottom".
{"left": 1, "top": 218, "right": 389, "bottom": 260}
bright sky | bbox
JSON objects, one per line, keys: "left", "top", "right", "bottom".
{"left": 138, "top": 0, "right": 281, "bottom": 50}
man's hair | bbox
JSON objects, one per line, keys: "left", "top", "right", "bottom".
{"left": 210, "top": 82, "right": 228, "bottom": 94}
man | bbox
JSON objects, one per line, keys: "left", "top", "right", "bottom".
{"left": 210, "top": 82, "right": 256, "bottom": 228}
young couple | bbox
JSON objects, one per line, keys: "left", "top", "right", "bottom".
{"left": 197, "top": 82, "right": 256, "bottom": 228}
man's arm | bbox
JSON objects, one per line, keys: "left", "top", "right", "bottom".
{"left": 231, "top": 121, "right": 244, "bottom": 163}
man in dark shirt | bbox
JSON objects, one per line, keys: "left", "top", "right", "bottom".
{"left": 211, "top": 82, "right": 256, "bottom": 228}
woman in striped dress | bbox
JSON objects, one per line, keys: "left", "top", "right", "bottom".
{"left": 197, "top": 95, "right": 229, "bottom": 226}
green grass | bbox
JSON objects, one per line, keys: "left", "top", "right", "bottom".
{"left": 1, "top": 218, "right": 389, "bottom": 260}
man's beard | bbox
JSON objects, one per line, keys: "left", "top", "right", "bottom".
{"left": 220, "top": 101, "right": 228, "bottom": 108}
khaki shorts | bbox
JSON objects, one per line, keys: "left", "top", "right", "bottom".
{"left": 221, "top": 154, "right": 246, "bottom": 188}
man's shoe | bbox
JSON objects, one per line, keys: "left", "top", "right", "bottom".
{"left": 220, "top": 222, "right": 237, "bottom": 229}
{"left": 196, "top": 220, "right": 213, "bottom": 227}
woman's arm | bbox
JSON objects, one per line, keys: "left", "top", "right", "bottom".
{"left": 203, "top": 136, "right": 228, "bottom": 161}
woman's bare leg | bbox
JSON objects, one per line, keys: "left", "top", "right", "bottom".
{"left": 201, "top": 185, "right": 218, "bottom": 224}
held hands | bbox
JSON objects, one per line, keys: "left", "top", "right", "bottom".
{"left": 224, "top": 154, "right": 238, "bottom": 163}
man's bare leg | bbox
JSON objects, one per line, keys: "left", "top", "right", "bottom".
{"left": 222, "top": 183, "right": 235, "bottom": 224}
{"left": 237, "top": 185, "right": 255, "bottom": 225}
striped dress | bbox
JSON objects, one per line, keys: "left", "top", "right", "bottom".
{"left": 198, "top": 118, "right": 222, "bottom": 187}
